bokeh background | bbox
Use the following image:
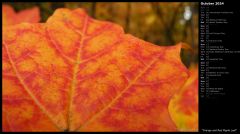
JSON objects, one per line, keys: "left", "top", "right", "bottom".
{"left": 3, "top": 2, "right": 198, "bottom": 67}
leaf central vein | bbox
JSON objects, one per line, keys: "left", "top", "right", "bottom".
{"left": 67, "top": 15, "right": 89, "bottom": 131}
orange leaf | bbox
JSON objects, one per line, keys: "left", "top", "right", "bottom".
{"left": 2, "top": 4, "right": 40, "bottom": 26}
{"left": 2, "top": 8, "right": 189, "bottom": 132}
{"left": 169, "top": 64, "right": 198, "bottom": 131}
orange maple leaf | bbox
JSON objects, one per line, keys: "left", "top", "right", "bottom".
{"left": 2, "top": 8, "right": 189, "bottom": 132}
{"left": 169, "top": 64, "right": 198, "bottom": 131}
{"left": 2, "top": 4, "right": 40, "bottom": 26}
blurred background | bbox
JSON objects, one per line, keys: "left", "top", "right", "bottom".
{"left": 3, "top": 2, "right": 198, "bottom": 67}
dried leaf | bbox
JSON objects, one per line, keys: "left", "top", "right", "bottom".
{"left": 2, "top": 8, "right": 189, "bottom": 132}
{"left": 2, "top": 4, "right": 40, "bottom": 26}
{"left": 169, "top": 64, "right": 198, "bottom": 131}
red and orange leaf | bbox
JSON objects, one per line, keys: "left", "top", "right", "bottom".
{"left": 2, "top": 8, "right": 189, "bottom": 132}
{"left": 2, "top": 4, "right": 40, "bottom": 26}
{"left": 169, "top": 64, "right": 198, "bottom": 131}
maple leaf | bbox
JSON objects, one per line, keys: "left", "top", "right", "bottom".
{"left": 169, "top": 64, "right": 198, "bottom": 131}
{"left": 2, "top": 4, "right": 40, "bottom": 26}
{"left": 2, "top": 8, "right": 189, "bottom": 132}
